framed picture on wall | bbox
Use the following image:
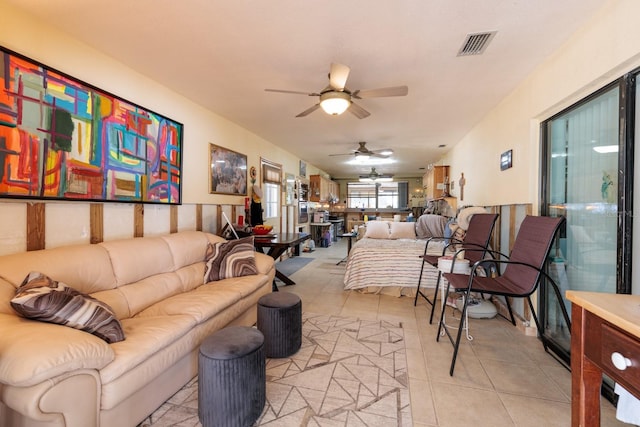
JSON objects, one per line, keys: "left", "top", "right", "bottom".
{"left": 299, "top": 160, "right": 307, "bottom": 177}
{"left": 500, "top": 149, "right": 513, "bottom": 171}
{"left": 0, "top": 46, "right": 183, "bottom": 204}
{"left": 209, "top": 144, "right": 247, "bottom": 195}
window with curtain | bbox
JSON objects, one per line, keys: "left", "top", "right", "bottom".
{"left": 263, "top": 183, "right": 279, "bottom": 219}
{"left": 261, "top": 158, "right": 282, "bottom": 220}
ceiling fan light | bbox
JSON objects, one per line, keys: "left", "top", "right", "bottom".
{"left": 355, "top": 152, "right": 371, "bottom": 160}
{"left": 319, "top": 91, "right": 351, "bottom": 115}
{"left": 378, "top": 149, "right": 394, "bottom": 156}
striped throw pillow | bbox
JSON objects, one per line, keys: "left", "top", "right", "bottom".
{"left": 10, "top": 272, "right": 125, "bottom": 343}
{"left": 204, "top": 236, "right": 258, "bottom": 282}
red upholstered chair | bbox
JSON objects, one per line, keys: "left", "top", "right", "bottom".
{"left": 414, "top": 213, "right": 499, "bottom": 324}
{"left": 437, "top": 215, "right": 569, "bottom": 376}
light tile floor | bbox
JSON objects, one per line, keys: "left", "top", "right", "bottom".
{"left": 282, "top": 237, "right": 628, "bottom": 427}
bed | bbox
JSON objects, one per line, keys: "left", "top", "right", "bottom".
{"left": 343, "top": 216, "right": 449, "bottom": 297}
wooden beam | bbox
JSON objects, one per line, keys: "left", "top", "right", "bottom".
{"left": 196, "top": 204, "right": 203, "bottom": 231}
{"left": 216, "top": 205, "right": 222, "bottom": 234}
{"left": 26, "top": 202, "right": 45, "bottom": 251}
{"left": 509, "top": 204, "right": 517, "bottom": 249}
{"left": 90, "top": 203, "right": 104, "bottom": 244}
{"left": 170, "top": 205, "right": 178, "bottom": 233}
{"left": 134, "top": 204, "right": 144, "bottom": 237}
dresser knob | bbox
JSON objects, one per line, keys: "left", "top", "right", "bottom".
{"left": 611, "top": 352, "right": 632, "bottom": 371}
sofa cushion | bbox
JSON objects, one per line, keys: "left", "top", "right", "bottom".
{"left": 204, "top": 236, "right": 258, "bottom": 282}
{"left": 100, "top": 236, "right": 174, "bottom": 286}
{"left": 10, "top": 272, "right": 125, "bottom": 343}
{"left": 161, "top": 231, "right": 210, "bottom": 269}
{"left": 0, "top": 313, "right": 114, "bottom": 387}
{"left": 136, "top": 286, "right": 242, "bottom": 323}
{"left": 389, "top": 222, "right": 417, "bottom": 239}
{"left": 200, "top": 274, "right": 270, "bottom": 299}
{"left": 0, "top": 243, "right": 116, "bottom": 295}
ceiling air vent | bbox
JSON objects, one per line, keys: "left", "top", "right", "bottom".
{"left": 457, "top": 31, "right": 497, "bottom": 56}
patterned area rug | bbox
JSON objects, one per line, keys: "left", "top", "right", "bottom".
{"left": 140, "top": 313, "right": 410, "bottom": 427}
{"left": 275, "top": 256, "right": 315, "bottom": 277}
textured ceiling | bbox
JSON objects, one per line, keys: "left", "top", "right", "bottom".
{"left": 4, "top": 0, "right": 607, "bottom": 178}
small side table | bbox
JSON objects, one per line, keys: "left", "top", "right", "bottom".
{"left": 257, "top": 292, "right": 302, "bottom": 358}
{"left": 198, "top": 326, "right": 265, "bottom": 427}
{"left": 337, "top": 232, "right": 357, "bottom": 265}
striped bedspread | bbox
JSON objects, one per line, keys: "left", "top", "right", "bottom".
{"left": 343, "top": 237, "right": 444, "bottom": 293}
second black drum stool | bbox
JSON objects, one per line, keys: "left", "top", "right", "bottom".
{"left": 257, "top": 292, "right": 302, "bottom": 358}
{"left": 198, "top": 326, "right": 265, "bottom": 427}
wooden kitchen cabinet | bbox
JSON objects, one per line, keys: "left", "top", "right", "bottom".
{"left": 310, "top": 175, "right": 339, "bottom": 202}
{"left": 330, "top": 181, "right": 340, "bottom": 201}
{"left": 422, "top": 165, "right": 449, "bottom": 199}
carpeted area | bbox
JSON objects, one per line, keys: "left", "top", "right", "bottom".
{"left": 276, "top": 256, "right": 314, "bottom": 277}
{"left": 139, "top": 313, "right": 410, "bottom": 426}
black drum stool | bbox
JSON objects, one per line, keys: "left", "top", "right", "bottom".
{"left": 198, "top": 326, "right": 265, "bottom": 427}
{"left": 257, "top": 292, "right": 302, "bottom": 358}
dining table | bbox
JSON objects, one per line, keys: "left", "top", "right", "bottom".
{"left": 253, "top": 232, "right": 311, "bottom": 290}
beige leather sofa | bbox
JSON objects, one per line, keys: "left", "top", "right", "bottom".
{"left": 0, "top": 231, "right": 275, "bottom": 427}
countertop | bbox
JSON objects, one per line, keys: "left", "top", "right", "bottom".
{"left": 566, "top": 290, "right": 640, "bottom": 338}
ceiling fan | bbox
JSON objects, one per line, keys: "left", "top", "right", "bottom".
{"left": 265, "top": 63, "right": 408, "bottom": 119}
{"left": 359, "top": 167, "right": 394, "bottom": 182}
{"left": 329, "top": 141, "right": 394, "bottom": 159}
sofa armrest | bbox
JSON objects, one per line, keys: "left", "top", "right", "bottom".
{"left": 0, "top": 313, "right": 114, "bottom": 387}
{"left": 254, "top": 252, "right": 275, "bottom": 276}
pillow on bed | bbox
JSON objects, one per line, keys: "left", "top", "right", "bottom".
{"left": 364, "top": 221, "right": 390, "bottom": 239}
{"left": 389, "top": 222, "right": 416, "bottom": 239}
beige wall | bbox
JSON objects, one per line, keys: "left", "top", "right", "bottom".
{"left": 442, "top": 0, "right": 640, "bottom": 211}
{"left": 3, "top": 1, "right": 640, "bottom": 256}
{"left": 0, "top": 4, "right": 324, "bottom": 254}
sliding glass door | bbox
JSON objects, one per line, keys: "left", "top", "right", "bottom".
{"left": 541, "top": 84, "right": 622, "bottom": 361}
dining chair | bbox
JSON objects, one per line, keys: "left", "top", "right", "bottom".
{"left": 437, "top": 215, "right": 569, "bottom": 376}
{"left": 414, "top": 213, "right": 499, "bottom": 324}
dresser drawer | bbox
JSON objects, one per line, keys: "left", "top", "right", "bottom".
{"left": 599, "top": 323, "right": 640, "bottom": 393}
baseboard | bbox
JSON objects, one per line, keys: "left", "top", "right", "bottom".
{"left": 490, "top": 296, "right": 531, "bottom": 335}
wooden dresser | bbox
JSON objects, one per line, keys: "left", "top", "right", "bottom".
{"left": 566, "top": 290, "right": 640, "bottom": 427}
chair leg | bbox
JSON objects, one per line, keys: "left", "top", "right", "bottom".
{"left": 414, "top": 257, "right": 428, "bottom": 306}
{"left": 428, "top": 271, "right": 442, "bottom": 324}
{"left": 436, "top": 281, "right": 451, "bottom": 342}
{"left": 547, "top": 279, "right": 571, "bottom": 331}
{"left": 449, "top": 290, "right": 472, "bottom": 376}
{"left": 415, "top": 256, "right": 437, "bottom": 311}
{"left": 526, "top": 297, "right": 549, "bottom": 352}
{"left": 504, "top": 297, "right": 516, "bottom": 326}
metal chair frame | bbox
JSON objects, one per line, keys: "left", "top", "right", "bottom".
{"left": 436, "top": 215, "right": 570, "bottom": 376}
{"left": 414, "top": 213, "right": 499, "bottom": 324}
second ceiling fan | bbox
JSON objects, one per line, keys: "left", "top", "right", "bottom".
{"left": 265, "top": 63, "right": 408, "bottom": 119}
{"left": 359, "top": 167, "right": 394, "bottom": 182}
{"left": 329, "top": 141, "right": 394, "bottom": 159}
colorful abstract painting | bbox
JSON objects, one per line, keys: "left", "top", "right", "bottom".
{"left": 0, "top": 47, "right": 182, "bottom": 204}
